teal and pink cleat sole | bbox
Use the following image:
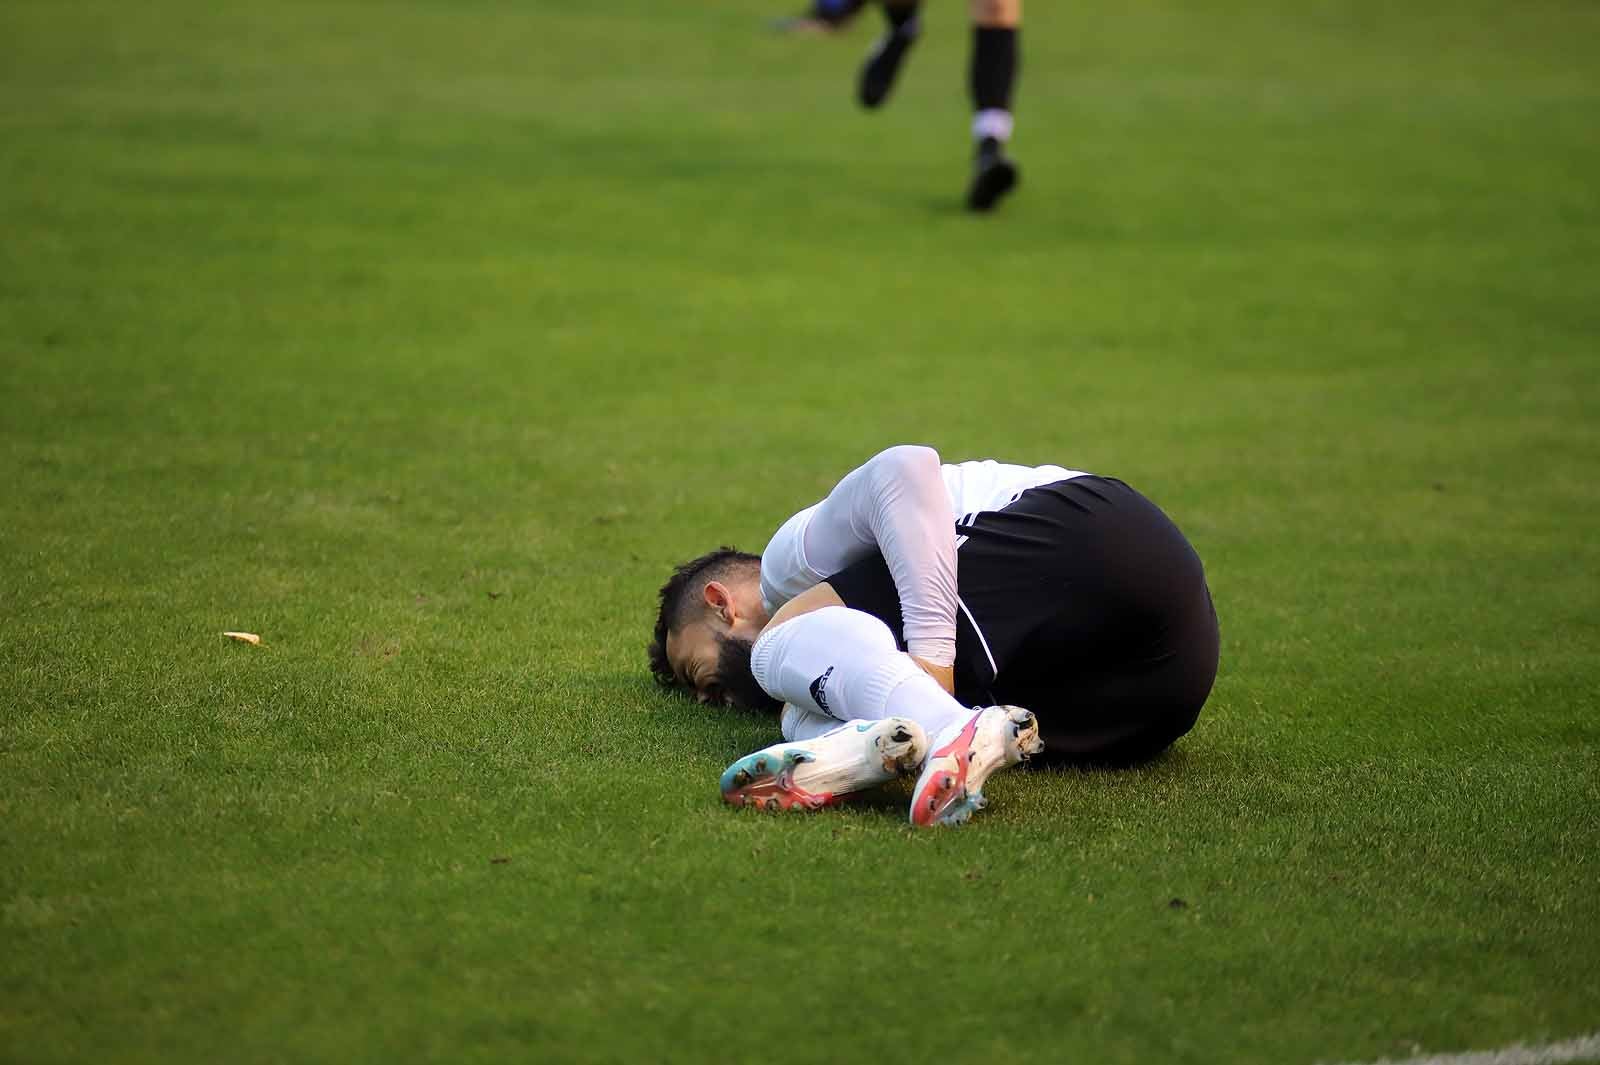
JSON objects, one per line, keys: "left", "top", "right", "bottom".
{"left": 720, "top": 748, "right": 835, "bottom": 812}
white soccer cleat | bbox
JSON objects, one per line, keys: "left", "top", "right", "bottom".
{"left": 909, "top": 706, "right": 1043, "bottom": 827}
{"left": 720, "top": 717, "right": 928, "bottom": 812}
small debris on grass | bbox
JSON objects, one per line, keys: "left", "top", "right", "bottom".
{"left": 490, "top": 856, "right": 510, "bottom": 865}
{"left": 222, "top": 631, "right": 262, "bottom": 646}
{"left": 486, "top": 590, "right": 503, "bottom": 600}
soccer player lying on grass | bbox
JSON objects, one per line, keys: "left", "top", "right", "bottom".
{"left": 648, "top": 446, "right": 1219, "bottom": 826}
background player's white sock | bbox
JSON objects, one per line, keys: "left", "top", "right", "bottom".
{"left": 972, "top": 108, "right": 1014, "bottom": 144}
{"left": 752, "top": 606, "right": 970, "bottom": 740}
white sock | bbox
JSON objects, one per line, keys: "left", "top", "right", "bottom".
{"left": 752, "top": 606, "right": 971, "bottom": 740}
{"left": 972, "top": 108, "right": 1014, "bottom": 143}
{"left": 780, "top": 703, "right": 840, "bottom": 742}
{"left": 882, "top": 671, "right": 970, "bottom": 739}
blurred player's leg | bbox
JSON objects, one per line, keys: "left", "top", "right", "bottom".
{"left": 773, "top": 0, "right": 866, "bottom": 35}
{"left": 858, "top": 2, "right": 922, "bottom": 108}
{"left": 967, "top": 0, "right": 1021, "bottom": 210}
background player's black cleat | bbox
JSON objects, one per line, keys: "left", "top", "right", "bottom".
{"left": 966, "top": 137, "right": 1019, "bottom": 212}
{"left": 857, "top": 29, "right": 917, "bottom": 109}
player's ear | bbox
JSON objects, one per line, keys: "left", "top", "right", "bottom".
{"left": 702, "top": 580, "right": 735, "bottom": 624}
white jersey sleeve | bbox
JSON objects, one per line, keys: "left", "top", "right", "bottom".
{"left": 759, "top": 504, "right": 823, "bottom": 614}
{"left": 760, "top": 445, "right": 958, "bottom": 665}
{"left": 759, "top": 447, "right": 1090, "bottom": 667}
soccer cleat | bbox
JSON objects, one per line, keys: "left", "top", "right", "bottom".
{"left": 966, "top": 137, "right": 1019, "bottom": 212}
{"left": 720, "top": 717, "right": 928, "bottom": 811}
{"left": 857, "top": 27, "right": 917, "bottom": 109}
{"left": 909, "top": 706, "right": 1043, "bottom": 827}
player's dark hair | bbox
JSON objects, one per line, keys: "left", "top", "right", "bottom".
{"left": 648, "top": 547, "right": 761, "bottom": 689}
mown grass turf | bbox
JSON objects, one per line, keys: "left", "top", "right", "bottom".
{"left": 2, "top": 2, "right": 1597, "bottom": 1063}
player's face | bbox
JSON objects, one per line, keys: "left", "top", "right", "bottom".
{"left": 665, "top": 620, "right": 727, "bottom": 705}
{"left": 709, "top": 632, "right": 781, "bottom": 713}
{"left": 665, "top": 622, "right": 779, "bottom": 712}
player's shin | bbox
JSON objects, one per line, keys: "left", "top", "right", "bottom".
{"left": 858, "top": 1, "right": 921, "bottom": 108}
{"left": 750, "top": 606, "right": 970, "bottom": 739}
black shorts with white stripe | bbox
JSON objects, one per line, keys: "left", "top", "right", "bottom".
{"left": 824, "top": 476, "right": 1219, "bottom": 765}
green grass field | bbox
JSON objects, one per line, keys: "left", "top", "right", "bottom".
{"left": 3, "top": 2, "right": 1598, "bottom": 1062}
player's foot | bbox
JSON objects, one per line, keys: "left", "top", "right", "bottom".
{"left": 857, "top": 25, "right": 917, "bottom": 108}
{"left": 909, "top": 706, "right": 1042, "bottom": 826}
{"left": 720, "top": 717, "right": 928, "bottom": 811}
{"left": 966, "top": 137, "right": 1019, "bottom": 212}
{"left": 772, "top": 0, "right": 864, "bottom": 33}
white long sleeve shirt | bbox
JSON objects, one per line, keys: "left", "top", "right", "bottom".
{"left": 759, "top": 446, "right": 1089, "bottom": 667}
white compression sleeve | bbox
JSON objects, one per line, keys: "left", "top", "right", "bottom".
{"left": 798, "top": 446, "right": 959, "bottom": 667}
{"left": 751, "top": 607, "right": 971, "bottom": 739}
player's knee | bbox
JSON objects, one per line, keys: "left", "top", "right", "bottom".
{"left": 751, "top": 606, "right": 901, "bottom": 705}
{"left": 811, "top": 605, "right": 900, "bottom": 652}
{"left": 969, "top": 0, "right": 1020, "bottom": 28}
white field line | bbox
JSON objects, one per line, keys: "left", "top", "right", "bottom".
{"left": 1326, "top": 1032, "right": 1600, "bottom": 1065}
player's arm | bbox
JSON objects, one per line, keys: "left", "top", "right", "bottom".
{"left": 804, "top": 445, "right": 958, "bottom": 664}
{"left": 763, "top": 580, "right": 845, "bottom": 631}
{"left": 762, "top": 445, "right": 959, "bottom": 691}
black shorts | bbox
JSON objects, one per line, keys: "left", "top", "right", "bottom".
{"left": 825, "top": 476, "right": 1219, "bottom": 765}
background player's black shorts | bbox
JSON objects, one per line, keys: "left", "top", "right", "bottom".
{"left": 826, "top": 476, "right": 1219, "bottom": 765}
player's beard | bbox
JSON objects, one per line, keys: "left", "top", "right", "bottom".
{"left": 715, "top": 633, "right": 782, "bottom": 713}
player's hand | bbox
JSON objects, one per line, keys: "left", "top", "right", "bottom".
{"left": 911, "top": 655, "right": 955, "bottom": 696}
